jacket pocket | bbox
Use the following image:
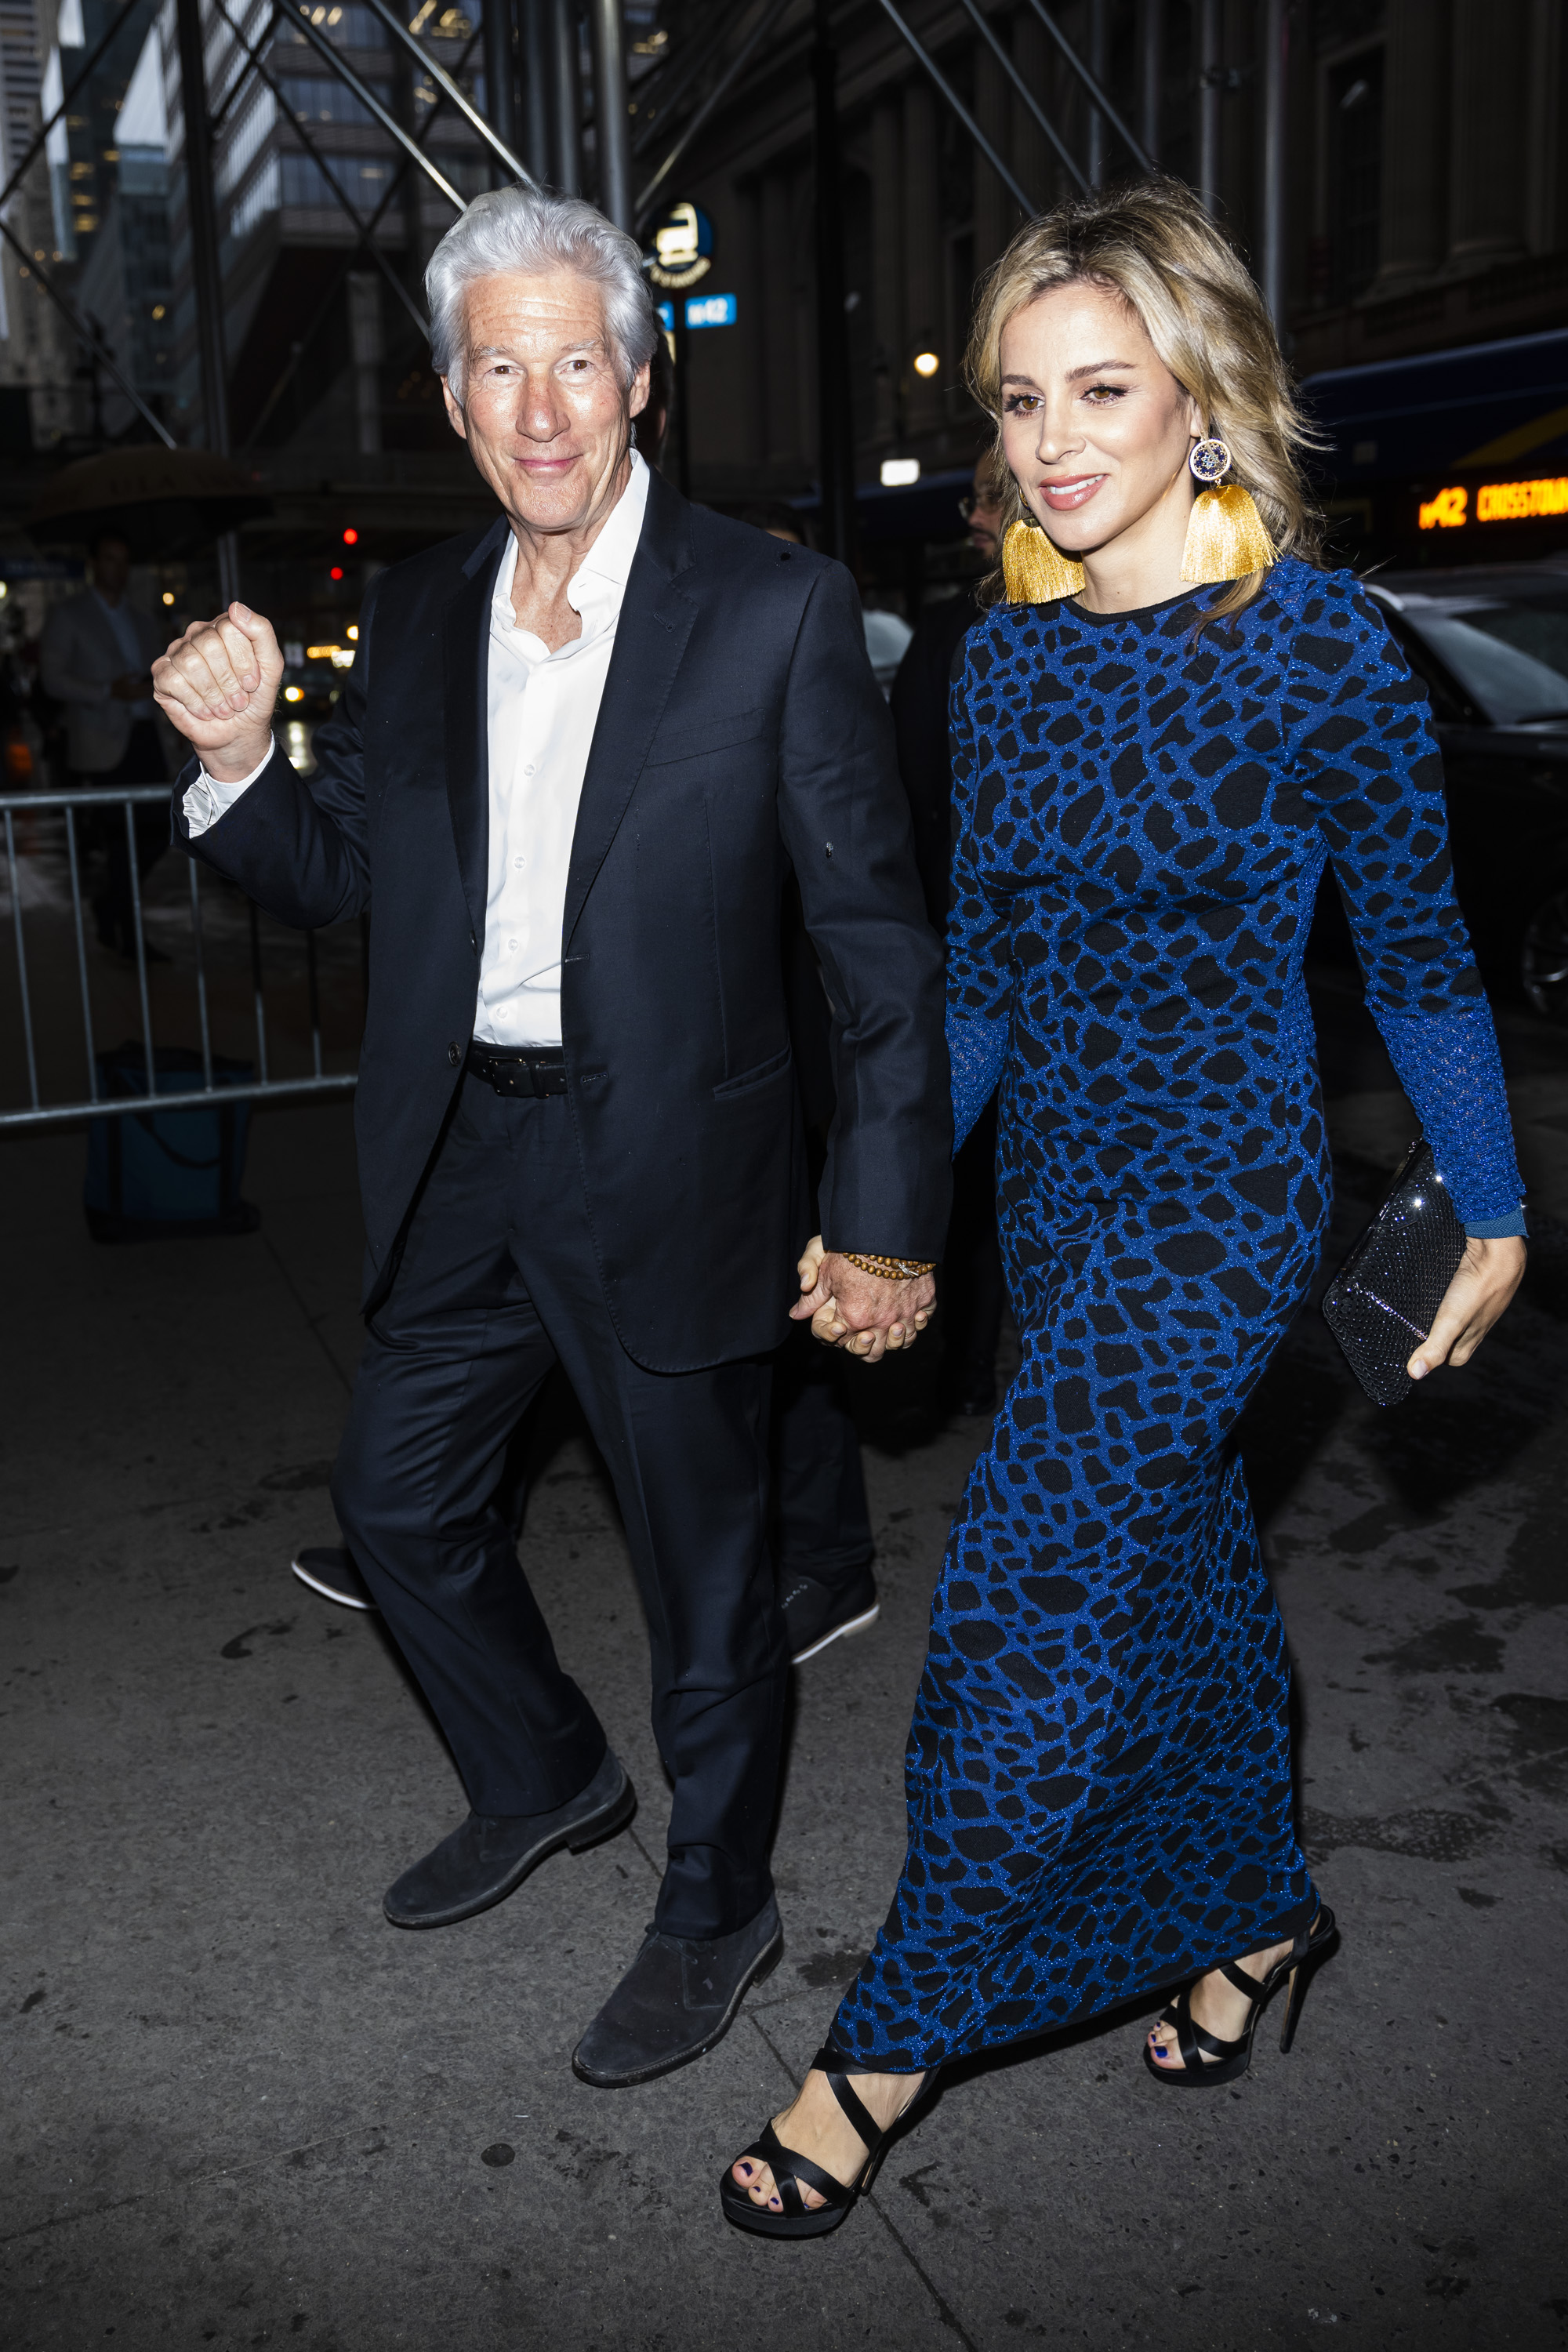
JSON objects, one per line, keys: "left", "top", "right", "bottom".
{"left": 644, "top": 706, "right": 767, "bottom": 768}
{"left": 713, "top": 1041, "right": 793, "bottom": 1100}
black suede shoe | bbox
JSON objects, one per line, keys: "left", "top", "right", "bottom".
{"left": 572, "top": 1896, "right": 783, "bottom": 2088}
{"left": 779, "top": 1566, "right": 879, "bottom": 1665}
{"left": 291, "top": 1544, "right": 377, "bottom": 1610}
{"left": 383, "top": 1749, "right": 635, "bottom": 1929}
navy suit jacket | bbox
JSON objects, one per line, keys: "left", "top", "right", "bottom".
{"left": 174, "top": 468, "right": 951, "bottom": 1370}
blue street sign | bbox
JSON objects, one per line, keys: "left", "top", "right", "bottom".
{"left": 685, "top": 292, "right": 737, "bottom": 329}
{"left": 656, "top": 294, "right": 738, "bottom": 332}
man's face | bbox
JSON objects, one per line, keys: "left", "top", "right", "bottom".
{"left": 967, "top": 476, "right": 1004, "bottom": 564}
{"left": 441, "top": 269, "right": 650, "bottom": 535}
{"left": 93, "top": 537, "right": 131, "bottom": 598}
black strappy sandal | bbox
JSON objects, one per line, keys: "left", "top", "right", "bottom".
{"left": 1144, "top": 1907, "right": 1339, "bottom": 2087}
{"left": 719, "top": 2043, "right": 941, "bottom": 2240}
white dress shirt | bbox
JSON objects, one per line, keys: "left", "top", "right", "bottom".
{"left": 183, "top": 450, "right": 652, "bottom": 1051}
{"left": 94, "top": 591, "right": 155, "bottom": 719}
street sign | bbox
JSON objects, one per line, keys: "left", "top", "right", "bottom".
{"left": 684, "top": 292, "right": 736, "bottom": 329}
{"left": 655, "top": 294, "right": 737, "bottom": 332}
{"left": 646, "top": 201, "right": 713, "bottom": 289}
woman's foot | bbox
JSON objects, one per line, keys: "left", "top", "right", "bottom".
{"left": 1145, "top": 1923, "right": 1312, "bottom": 2074}
{"left": 730, "top": 2064, "right": 927, "bottom": 2212}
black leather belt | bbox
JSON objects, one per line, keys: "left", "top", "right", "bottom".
{"left": 466, "top": 1042, "right": 568, "bottom": 1097}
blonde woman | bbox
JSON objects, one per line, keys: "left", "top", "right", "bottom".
{"left": 722, "top": 180, "right": 1526, "bottom": 2238}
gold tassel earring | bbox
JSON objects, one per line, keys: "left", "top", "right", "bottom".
{"left": 1181, "top": 437, "right": 1277, "bottom": 585}
{"left": 1003, "top": 518, "right": 1086, "bottom": 604}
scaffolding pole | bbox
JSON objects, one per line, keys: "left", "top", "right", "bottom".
{"left": 873, "top": 0, "right": 1037, "bottom": 215}
{"left": 175, "top": 0, "right": 238, "bottom": 599}
{"left": 485, "top": 0, "right": 519, "bottom": 185}
{"left": 521, "top": 0, "right": 550, "bottom": 181}
{"left": 1018, "top": 0, "right": 1153, "bottom": 176}
{"left": 1260, "top": 0, "right": 1288, "bottom": 324}
{"left": 549, "top": 0, "right": 580, "bottom": 193}
{"left": 587, "top": 0, "right": 631, "bottom": 227}
{"left": 953, "top": 0, "right": 1087, "bottom": 198}
{"left": 634, "top": 0, "right": 794, "bottom": 225}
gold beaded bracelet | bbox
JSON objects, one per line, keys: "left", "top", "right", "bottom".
{"left": 840, "top": 1252, "right": 936, "bottom": 1281}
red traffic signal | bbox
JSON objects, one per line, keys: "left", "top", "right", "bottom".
{"left": 343, "top": 527, "right": 358, "bottom": 545}
{"left": 330, "top": 566, "right": 344, "bottom": 582}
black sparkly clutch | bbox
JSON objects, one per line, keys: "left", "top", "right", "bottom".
{"left": 1322, "top": 1138, "right": 1467, "bottom": 1407}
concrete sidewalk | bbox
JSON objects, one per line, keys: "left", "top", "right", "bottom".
{"left": 3, "top": 1002, "right": 1566, "bottom": 2351}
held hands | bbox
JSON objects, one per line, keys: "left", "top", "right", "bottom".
{"left": 1406, "top": 1236, "right": 1526, "bottom": 1381}
{"left": 790, "top": 1233, "right": 936, "bottom": 1363}
{"left": 152, "top": 602, "right": 285, "bottom": 780}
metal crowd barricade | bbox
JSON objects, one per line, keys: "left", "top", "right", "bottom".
{"left": 0, "top": 782, "right": 361, "bottom": 1131}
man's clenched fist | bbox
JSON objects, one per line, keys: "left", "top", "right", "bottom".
{"left": 152, "top": 602, "right": 285, "bottom": 781}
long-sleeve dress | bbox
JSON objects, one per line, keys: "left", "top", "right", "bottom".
{"left": 830, "top": 561, "right": 1525, "bottom": 2070}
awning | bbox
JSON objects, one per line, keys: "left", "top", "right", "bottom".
{"left": 1299, "top": 329, "right": 1568, "bottom": 485}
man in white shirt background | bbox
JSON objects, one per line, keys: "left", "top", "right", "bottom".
{"left": 41, "top": 527, "right": 171, "bottom": 958}
{"left": 152, "top": 187, "right": 949, "bottom": 2090}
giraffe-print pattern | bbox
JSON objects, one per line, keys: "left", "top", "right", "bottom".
{"left": 831, "top": 562, "right": 1523, "bottom": 2068}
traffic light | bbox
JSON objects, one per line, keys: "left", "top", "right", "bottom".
{"left": 343, "top": 527, "right": 358, "bottom": 545}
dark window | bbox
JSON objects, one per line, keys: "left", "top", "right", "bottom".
{"left": 1327, "top": 47, "right": 1384, "bottom": 304}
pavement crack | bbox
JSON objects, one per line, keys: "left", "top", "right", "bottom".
{"left": 262, "top": 1231, "right": 355, "bottom": 1394}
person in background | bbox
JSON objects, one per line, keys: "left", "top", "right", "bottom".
{"left": 41, "top": 527, "right": 170, "bottom": 958}
{"left": 890, "top": 455, "right": 1009, "bottom": 1417}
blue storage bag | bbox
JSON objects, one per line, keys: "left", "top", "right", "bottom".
{"left": 84, "top": 1041, "right": 259, "bottom": 1242}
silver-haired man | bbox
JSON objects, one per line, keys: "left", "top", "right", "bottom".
{"left": 152, "top": 187, "right": 949, "bottom": 2085}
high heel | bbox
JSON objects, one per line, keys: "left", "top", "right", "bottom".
{"left": 1143, "top": 1907, "right": 1339, "bottom": 2088}
{"left": 719, "top": 2043, "right": 941, "bottom": 2240}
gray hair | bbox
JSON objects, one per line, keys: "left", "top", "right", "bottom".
{"left": 425, "top": 185, "right": 659, "bottom": 400}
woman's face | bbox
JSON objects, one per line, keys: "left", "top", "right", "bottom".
{"left": 997, "top": 279, "right": 1202, "bottom": 554}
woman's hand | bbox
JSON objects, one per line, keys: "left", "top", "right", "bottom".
{"left": 1407, "top": 1236, "right": 1526, "bottom": 1380}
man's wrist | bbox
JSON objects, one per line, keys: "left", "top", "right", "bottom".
{"left": 201, "top": 733, "right": 275, "bottom": 786}
{"left": 838, "top": 1251, "right": 937, "bottom": 1280}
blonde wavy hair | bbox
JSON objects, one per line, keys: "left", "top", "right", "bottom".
{"left": 966, "top": 176, "right": 1323, "bottom": 623}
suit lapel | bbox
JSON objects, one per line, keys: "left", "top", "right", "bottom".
{"left": 443, "top": 517, "right": 509, "bottom": 942}
{"left": 562, "top": 470, "right": 695, "bottom": 950}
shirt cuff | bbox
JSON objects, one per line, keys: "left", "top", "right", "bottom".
{"left": 182, "top": 738, "right": 275, "bottom": 838}
{"left": 1462, "top": 1211, "right": 1527, "bottom": 1240}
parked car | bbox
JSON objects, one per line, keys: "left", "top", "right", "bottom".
{"left": 1363, "top": 562, "right": 1568, "bottom": 1021}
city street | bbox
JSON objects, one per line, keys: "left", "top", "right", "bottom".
{"left": 3, "top": 987, "right": 1564, "bottom": 2350}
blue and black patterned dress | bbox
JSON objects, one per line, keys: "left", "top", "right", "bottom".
{"left": 832, "top": 560, "right": 1524, "bottom": 2070}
